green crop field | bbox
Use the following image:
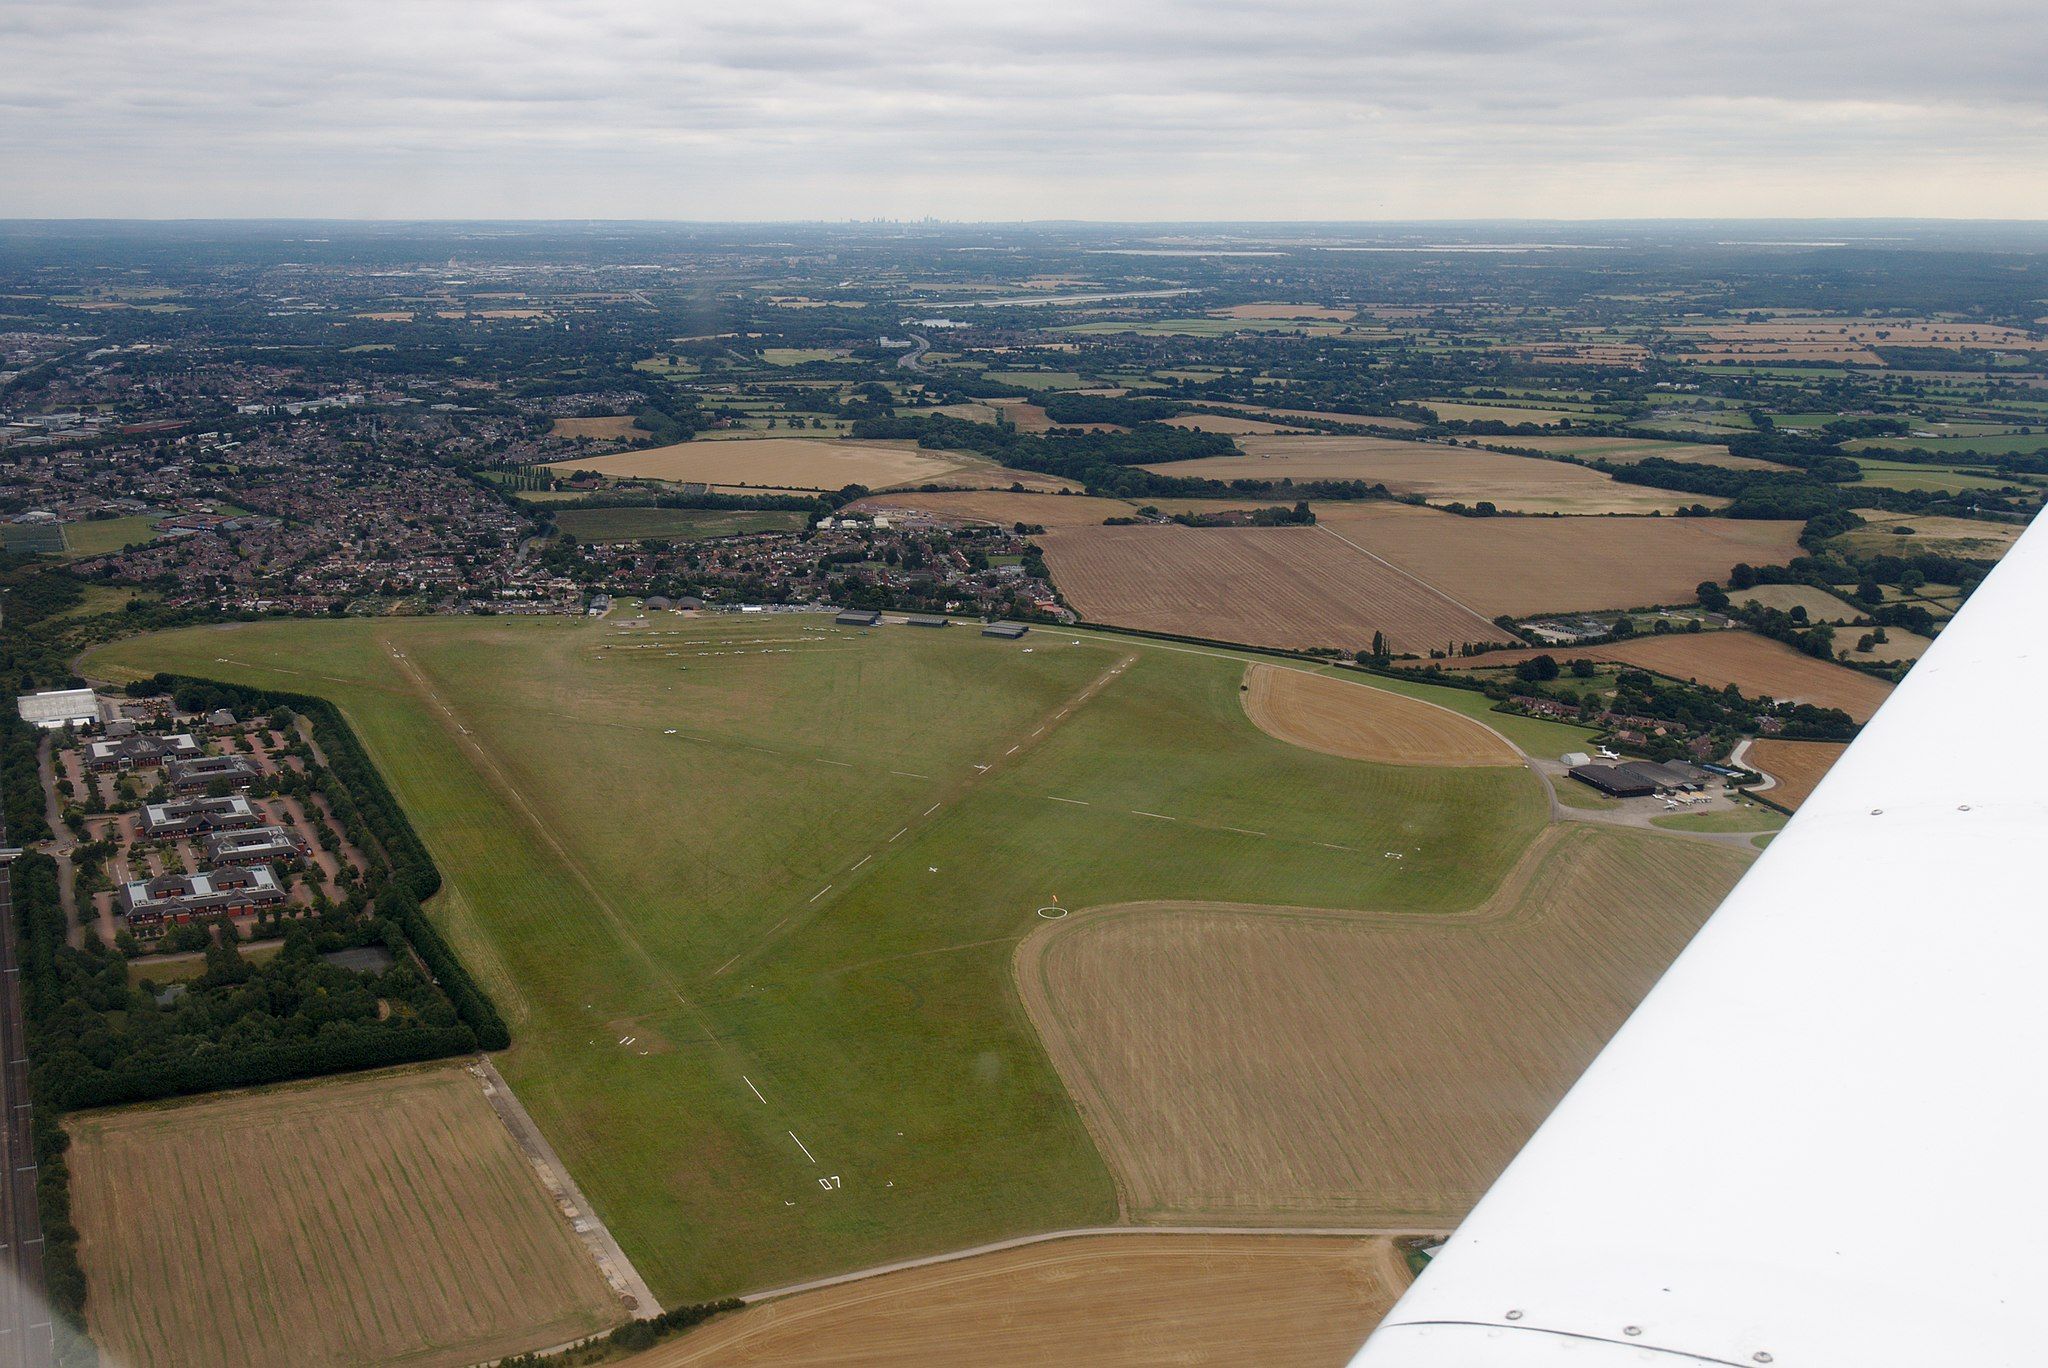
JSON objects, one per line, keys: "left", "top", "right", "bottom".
{"left": 58, "top": 512, "right": 163, "bottom": 557}
{"left": 85, "top": 617, "right": 1547, "bottom": 1303}
{"left": 549, "top": 507, "right": 810, "bottom": 542}
{"left": 1848, "top": 459, "right": 2039, "bottom": 495}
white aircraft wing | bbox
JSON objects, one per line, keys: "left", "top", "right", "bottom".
{"left": 1351, "top": 511, "right": 2046, "bottom": 1368}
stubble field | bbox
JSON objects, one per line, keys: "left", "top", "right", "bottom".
{"left": 636, "top": 1234, "right": 1408, "bottom": 1368}
{"left": 1018, "top": 825, "right": 1751, "bottom": 1224}
{"left": 545, "top": 437, "right": 1064, "bottom": 492}
{"left": 1454, "top": 631, "right": 1896, "bottom": 721}
{"left": 1240, "top": 663, "right": 1520, "bottom": 767}
{"left": 1035, "top": 522, "right": 1510, "bottom": 654}
{"left": 67, "top": 1063, "right": 621, "bottom": 1368}
{"left": 1745, "top": 739, "right": 1849, "bottom": 809}
{"left": 1139, "top": 435, "right": 1705, "bottom": 514}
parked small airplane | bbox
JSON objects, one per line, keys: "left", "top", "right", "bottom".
{"left": 1598, "top": 746, "right": 1621, "bottom": 760}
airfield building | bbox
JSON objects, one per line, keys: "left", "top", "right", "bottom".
{"left": 1568, "top": 764, "right": 1658, "bottom": 798}
{"left": 836, "top": 609, "right": 882, "bottom": 626}
{"left": 981, "top": 621, "right": 1030, "bottom": 639}
{"left": 904, "top": 614, "right": 950, "bottom": 628}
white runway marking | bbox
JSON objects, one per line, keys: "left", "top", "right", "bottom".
{"left": 890, "top": 770, "right": 930, "bottom": 779}
{"left": 712, "top": 952, "right": 743, "bottom": 976}
{"left": 789, "top": 1131, "right": 818, "bottom": 1164}
{"left": 810, "top": 885, "right": 832, "bottom": 902}
{"left": 818, "top": 758, "right": 854, "bottom": 768}
{"left": 889, "top": 828, "right": 908, "bottom": 841}
{"left": 1047, "top": 796, "right": 1089, "bottom": 806}
{"left": 742, "top": 1076, "right": 767, "bottom": 1104}
{"left": 1132, "top": 810, "right": 1175, "bottom": 821}
{"left": 850, "top": 854, "right": 871, "bottom": 870}
{"left": 923, "top": 803, "right": 942, "bottom": 816}
{"left": 1222, "top": 826, "right": 1269, "bottom": 837}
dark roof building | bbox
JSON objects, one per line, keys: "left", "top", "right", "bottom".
{"left": 165, "top": 753, "right": 260, "bottom": 792}
{"left": 85, "top": 732, "right": 202, "bottom": 772}
{"left": 140, "top": 794, "right": 260, "bottom": 837}
{"left": 981, "top": 621, "right": 1030, "bottom": 639}
{"left": 119, "top": 865, "right": 286, "bottom": 928}
{"left": 836, "top": 609, "right": 882, "bottom": 626}
{"left": 1568, "top": 764, "right": 1658, "bottom": 798}
{"left": 904, "top": 614, "right": 951, "bottom": 628}
{"left": 203, "top": 826, "right": 306, "bottom": 866}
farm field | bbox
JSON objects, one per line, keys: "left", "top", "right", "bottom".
{"left": 1728, "top": 583, "right": 1864, "bottom": 622}
{"left": 1141, "top": 435, "right": 1704, "bottom": 514}
{"left": 550, "top": 507, "right": 810, "bottom": 542}
{"left": 67, "top": 1063, "right": 622, "bottom": 1368}
{"left": 1454, "top": 631, "right": 1895, "bottom": 722}
{"left": 1019, "top": 825, "right": 1749, "bottom": 1224}
{"left": 1830, "top": 512, "right": 2028, "bottom": 558}
{"left": 1482, "top": 434, "right": 1775, "bottom": 469}
{"left": 1308, "top": 503, "right": 1805, "bottom": 616}
{"left": 550, "top": 415, "right": 641, "bottom": 441}
{"left": 1241, "top": 663, "right": 1519, "bottom": 768}
{"left": 1835, "top": 626, "right": 1934, "bottom": 664}
{"left": 1848, "top": 459, "right": 2036, "bottom": 495}
{"left": 1202, "top": 402, "right": 1421, "bottom": 429}
{"left": 544, "top": 437, "right": 1048, "bottom": 492}
{"left": 1034, "top": 523, "right": 1510, "bottom": 654}
{"left": 636, "top": 1234, "right": 1406, "bottom": 1368}
{"left": 1745, "top": 739, "right": 1848, "bottom": 809}
{"left": 86, "top": 616, "right": 1546, "bottom": 1302}
{"left": 1849, "top": 432, "right": 2048, "bottom": 458}
{"left": 1418, "top": 401, "right": 1597, "bottom": 426}
{"left": 1161, "top": 413, "right": 1308, "bottom": 434}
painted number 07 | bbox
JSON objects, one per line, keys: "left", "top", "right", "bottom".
{"left": 818, "top": 1175, "right": 842, "bottom": 1191}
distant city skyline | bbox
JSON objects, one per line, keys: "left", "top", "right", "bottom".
{"left": 4, "top": 0, "right": 2045, "bottom": 220}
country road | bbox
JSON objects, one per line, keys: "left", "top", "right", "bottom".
{"left": 0, "top": 836, "right": 55, "bottom": 1368}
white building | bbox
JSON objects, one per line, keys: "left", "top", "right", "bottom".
{"left": 16, "top": 688, "right": 99, "bottom": 730}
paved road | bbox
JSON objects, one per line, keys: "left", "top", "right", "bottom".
{"left": 895, "top": 333, "right": 932, "bottom": 372}
{"left": 0, "top": 833, "right": 55, "bottom": 1368}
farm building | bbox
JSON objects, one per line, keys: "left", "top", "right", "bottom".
{"left": 16, "top": 688, "right": 99, "bottom": 731}
{"left": 85, "top": 732, "right": 202, "bottom": 772}
{"left": 982, "top": 621, "right": 1030, "bottom": 639}
{"left": 836, "top": 609, "right": 882, "bottom": 626}
{"left": 165, "top": 754, "right": 260, "bottom": 793}
{"left": 905, "top": 614, "right": 951, "bottom": 628}
{"left": 119, "top": 865, "right": 286, "bottom": 930}
{"left": 1568, "top": 764, "right": 1658, "bottom": 798}
{"left": 203, "top": 827, "right": 306, "bottom": 867}
{"left": 140, "top": 794, "right": 260, "bottom": 838}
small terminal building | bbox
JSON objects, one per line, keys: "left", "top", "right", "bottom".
{"left": 981, "top": 621, "right": 1030, "bottom": 639}
{"left": 835, "top": 609, "right": 882, "bottom": 627}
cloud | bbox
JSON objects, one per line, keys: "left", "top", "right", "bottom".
{"left": 1, "top": 0, "right": 2043, "bottom": 218}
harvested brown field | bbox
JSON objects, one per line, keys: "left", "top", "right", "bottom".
{"left": 987, "top": 397, "right": 1125, "bottom": 434}
{"left": 1746, "top": 739, "right": 1847, "bottom": 809}
{"left": 545, "top": 437, "right": 1055, "bottom": 492}
{"left": 850, "top": 489, "right": 1134, "bottom": 529}
{"left": 636, "top": 1234, "right": 1406, "bottom": 1368}
{"left": 550, "top": 415, "right": 641, "bottom": 441}
{"left": 1035, "top": 522, "right": 1509, "bottom": 654}
{"left": 68, "top": 1062, "right": 622, "bottom": 1368}
{"left": 1836, "top": 626, "right": 1934, "bottom": 664}
{"left": 1309, "top": 503, "right": 1804, "bottom": 616}
{"left": 1482, "top": 434, "right": 1778, "bottom": 469}
{"left": 1242, "top": 664, "right": 1519, "bottom": 767}
{"left": 1020, "top": 825, "right": 1749, "bottom": 1223}
{"left": 1143, "top": 435, "right": 1706, "bottom": 514}
{"left": 1453, "top": 631, "right": 1895, "bottom": 721}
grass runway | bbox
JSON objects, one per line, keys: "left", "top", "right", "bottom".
{"left": 88, "top": 614, "right": 1549, "bottom": 1301}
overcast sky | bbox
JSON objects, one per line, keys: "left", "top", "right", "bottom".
{"left": 3, "top": 0, "right": 2044, "bottom": 220}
